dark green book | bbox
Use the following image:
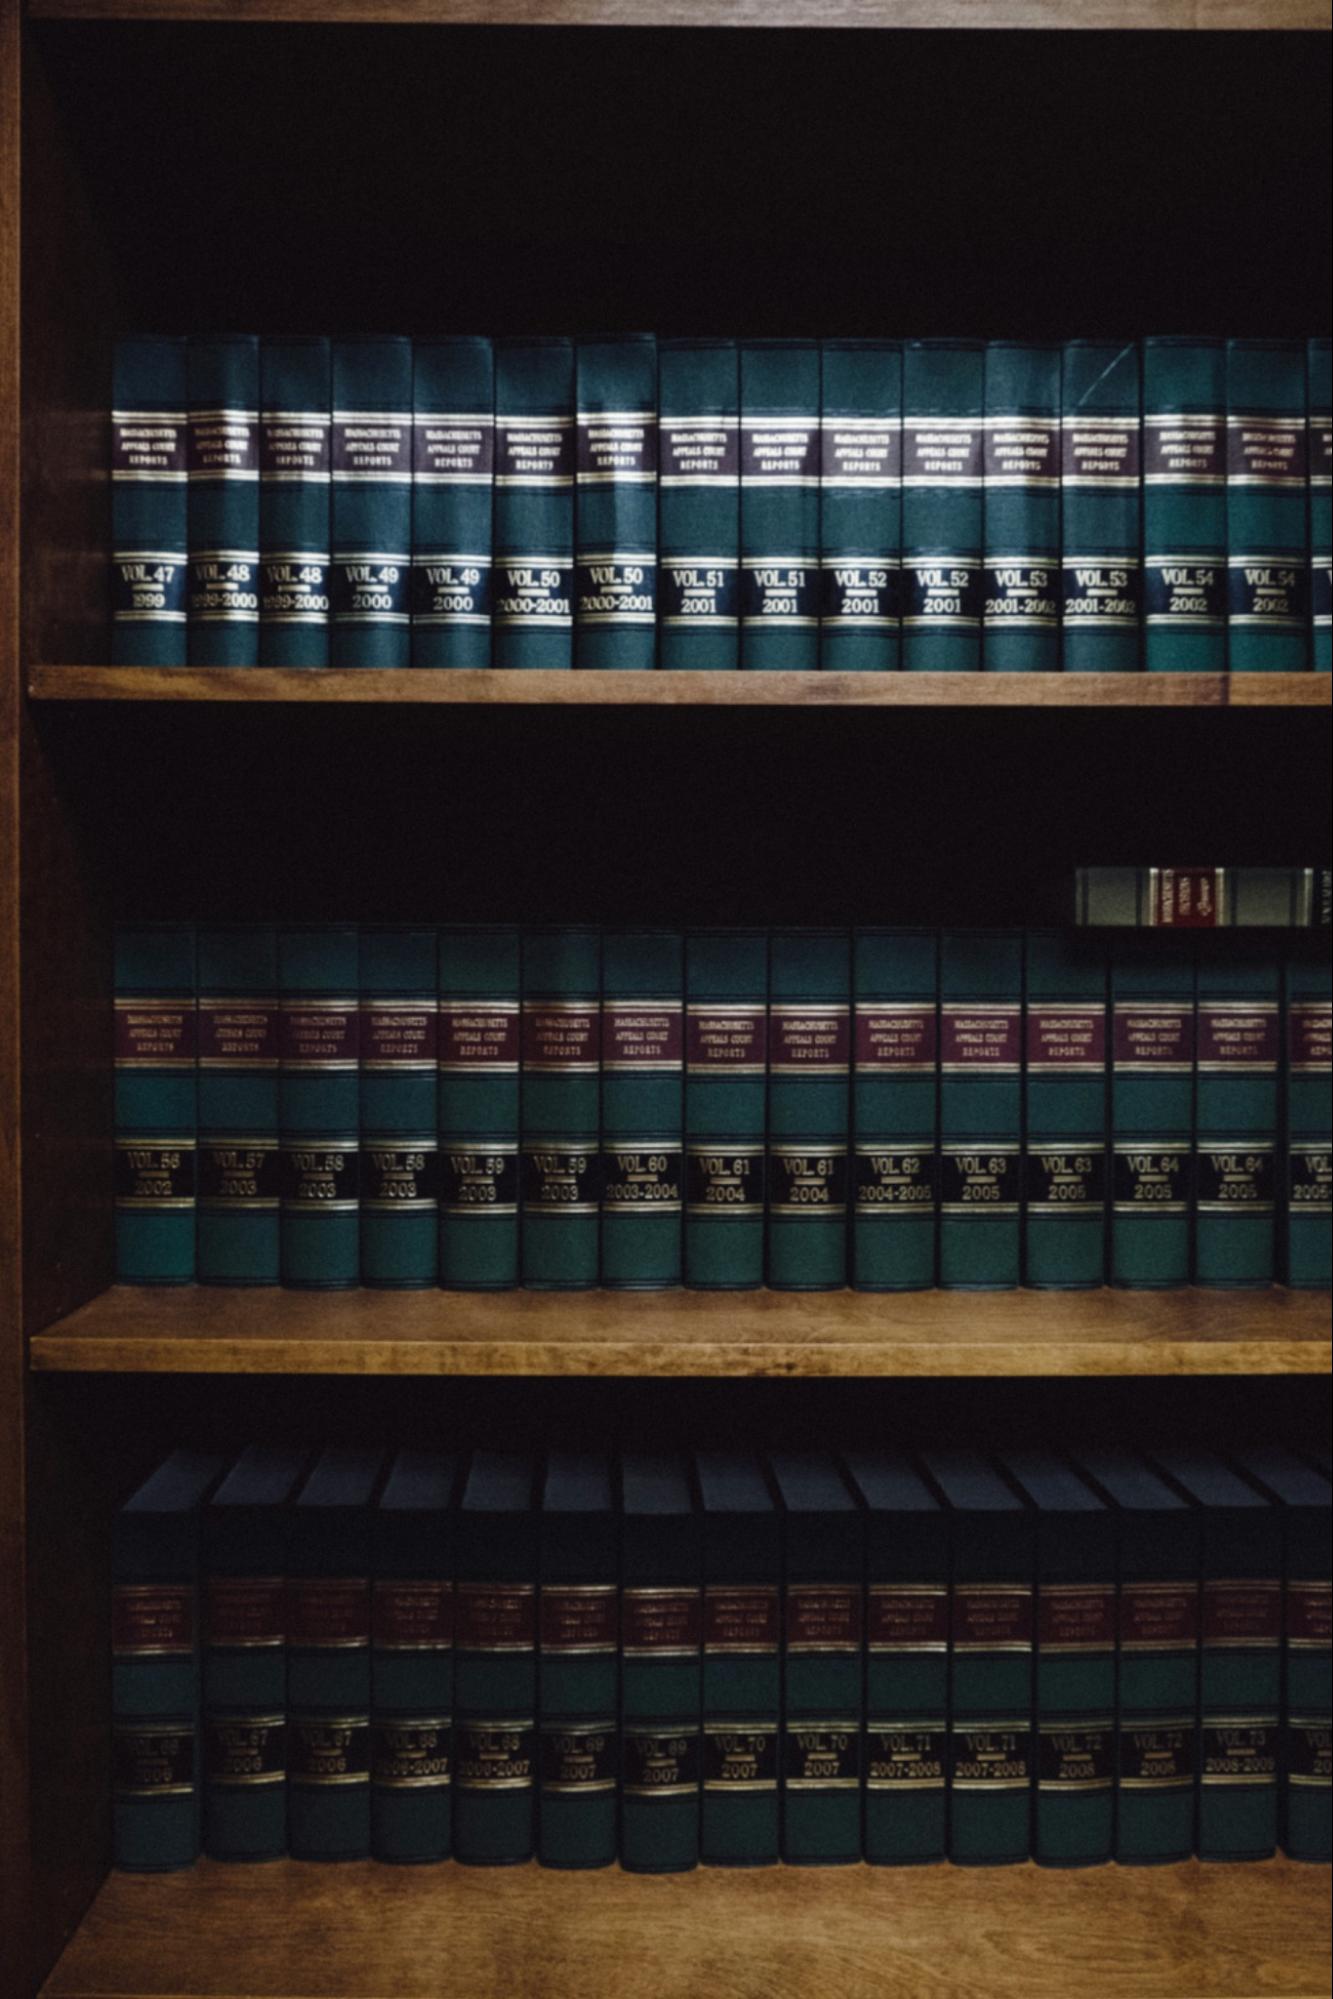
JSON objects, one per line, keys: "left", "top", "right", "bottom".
{"left": 771, "top": 1453, "right": 863, "bottom": 1867}
{"left": 902, "top": 339, "right": 984, "bottom": 670}
{"left": 1312, "top": 338, "right": 1332, "bottom": 672}
{"left": 454, "top": 1453, "right": 537, "bottom": 1865}
{"left": 437, "top": 925, "right": 520, "bottom": 1290}
{"left": 113, "top": 1450, "right": 226, "bottom": 1872}
{"left": 1156, "top": 1449, "right": 1281, "bottom": 1861}
{"left": 519, "top": 927, "right": 600, "bottom": 1289}
{"left": 1142, "top": 336, "right": 1226, "bottom": 672}
{"left": 1285, "top": 949, "right": 1332, "bottom": 1288}
{"left": 1234, "top": 1449, "right": 1331, "bottom": 1864}
{"left": 371, "top": 1450, "right": 458, "bottom": 1864}
{"left": 1078, "top": 1451, "right": 1198, "bottom": 1867}
{"left": 359, "top": 926, "right": 438, "bottom": 1290}
{"left": 114, "top": 923, "right": 197, "bottom": 1286}
{"left": 982, "top": 340, "right": 1060, "bottom": 672}
{"left": 1023, "top": 930, "right": 1107, "bottom": 1290}
{"left": 575, "top": 334, "right": 657, "bottom": 670}
{"left": 819, "top": 338, "right": 902, "bottom": 672}
{"left": 330, "top": 336, "right": 413, "bottom": 668}
{"left": 493, "top": 336, "right": 575, "bottom": 670}
{"left": 844, "top": 1452, "right": 947, "bottom": 1866}
{"left": 187, "top": 334, "right": 260, "bottom": 666}
{"left": 620, "top": 1454, "right": 701, "bottom": 1875}
{"left": 922, "top": 1449, "right": 1033, "bottom": 1867}
{"left": 539, "top": 1454, "right": 617, "bottom": 1871}
{"left": 739, "top": 339, "right": 820, "bottom": 670}
{"left": 196, "top": 925, "right": 280, "bottom": 1287}
{"left": 111, "top": 335, "right": 187, "bottom": 664}
{"left": 697, "top": 1453, "right": 780, "bottom": 1867}
{"left": 851, "top": 928, "right": 937, "bottom": 1291}
{"left": 1195, "top": 954, "right": 1280, "bottom": 1287}
{"left": 683, "top": 928, "right": 767, "bottom": 1291}
{"left": 1227, "top": 338, "right": 1309, "bottom": 672}
{"left": 1110, "top": 939, "right": 1195, "bottom": 1288}
{"left": 657, "top": 338, "right": 740, "bottom": 669}
{"left": 938, "top": 930, "right": 1022, "bottom": 1290}
{"left": 258, "top": 335, "right": 331, "bottom": 668}
{"left": 202, "top": 1445, "right": 305, "bottom": 1862}
{"left": 767, "top": 928, "right": 851, "bottom": 1291}
{"left": 1060, "top": 339, "right": 1141, "bottom": 672}
{"left": 601, "top": 929, "right": 683, "bottom": 1289}
{"left": 1002, "top": 1454, "right": 1113, "bottom": 1868}
{"left": 411, "top": 335, "right": 494, "bottom": 669}
{"left": 279, "top": 924, "right": 360, "bottom": 1290}
{"left": 287, "top": 1448, "right": 381, "bottom": 1862}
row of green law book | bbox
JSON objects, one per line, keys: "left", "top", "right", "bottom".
{"left": 113, "top": 1444, "right": 1331, "bottom": 1875}
{"left": 115, "top": 923, "right": 1332, "bottom": 1293}
{"left": 111, "top": 332, "right": 1332, "bottom": 674}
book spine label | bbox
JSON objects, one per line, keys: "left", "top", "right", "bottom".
{"left": 520, "top": 931, "right": 600, "bottom": 1288}
{"left": 852, "top": 930, "right": 938, "bottom": 1291}
{"left": 1286, "top": 970, "right": 1332, "bottom": 1288}
{"left": 287, "top": 1713, "right": 371, "bottom": 1860}
{"left": 197, "top": 929, "right": 280, "bottom": 1286}
{"left": 1195, "top": 985, "right": 1279, "bottom": 1286}
{"left": 279, "top": 928, "right": 360, "bottom": 1289}
{"left": 684, "top": 932, "right": 767, "bottom": 1289}
{"left": 819, "top": 342, "right": 902, "bottom": 672}
{"left": 1311, "top": 340, "right": 1332, "bottom": 672}
{"left": 493, "top": 340, "right": 575, "bottom": 670}
{"left": 370, "top": 1715, "right": 452, "bottom": 1863}
{"left": 1060, "top": 343, "right": 1141, "bottom": 671}
{"left": 575, "top": 337, "right": 657, "bottom": 669}
{"left": 538, "top": 1720, "right": 617, "bottom": 1870}
{"left": 659, "top": 343, "right": 740, "bottom": 669}
{"left": 1227, "top": 341, "right": 1309, "bottom": 671}
{"left": 187, "top": 336, "right": 260, "bottom": 666}
{"left": 438, "top": 928, "right": 520, "bottom": 1290}
{"left": 111, "top": 337, "right": 188, "bottom": 665}
{"left": 203, "top": 1712, "right": 286, "bottom": 1863}
{"left": 620, "top": 1725, "right": 700, "bottom": 1874}
{"left": 902, "top": 344, "right": 984, "bottom": 669}
{"left": 939, "top": 935, "right": 1023, "bottom": 1289}
{"left": 360, "top": 934, "right": 438, "bottom": 1289}
{"left": 601, "top": 934, "right": 683, "bottom": 1287}
{"left": 114, "top": 927, "right": 197, "bottom": 1285}
{"left": 330, "top": 339, "right": 412, "bottom": 668}
{"left": 1110, "top": 967, "right": 1195, "bottom": 1288}
{"left": 1024, "top": 943, "right": 1107, "bottom": 1290}
{"left": 1143, "top": 341, "right": 1226, "bottom": 670}
{"left": 1284, "top": 1718, "right": 1332, "bottom": 1862}
{"left": 740, "top": 343, "right": 820, "bottom": 669}
{"left": 412, "top": 338, "right": 494, "bottom": 669}
{"left": 982, "top": 344, "right": 1060, "bottom": 672}
{"left": 258, "top": 337, "right": 331, "bottom": 667}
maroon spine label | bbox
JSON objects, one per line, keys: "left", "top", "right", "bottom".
{"left": 940, "top": 1004, "right": 1021, "bottom": 1071}
{"left": 1289, "top": 1003, "right": 1332, "bottom": 1073}
{"left": 622, "top": 1587, "right": 702, "bottom": 1657}
{"left": 279, "top": 1002, "right": 359, "bottom": 1068}
{"left": 984, "top": 417, "right": 1058, "bottom": 485}
{"left": 903, "top": 418, "right": 983, "bottom": 486}
{"left": 1196, "top": 1003, "right": 1279, "bottom": 1072}
{"left": 854, "top": 1004, "right": 937, "bottom": 1072}
{"left": 1149, "top": 868, "right": 1223, "bottom": 928}
{"left": 288, "top": 1578, "right": 370, "bottom": 1649}
{"left": 1039, "top": 1583, "right": 1115, "bottom": 1653}
{"left": 660, "top": 418, "right": 739, "bottom": 483}
{"left": 373, "top": 1579, "right": 454, "bottom": 1651}
{"left": 1062, "top": 416, "right": 1141, "bottom": 484}
{"left": 867, "top": 1584, "right": 949, "bottom": 1653}
{"left": 1120, "top": 1581, "right": 1199, "bottom": 1651}
{"left": 1144, "top": 416, "right": 1224, "bottom": 484}
{"left": 602, "top": 1002, "right": 683, "bottom": 1072}
{"left": 456, "top": 1582, "right": 536, "bottom": 1653}
{"left": 114, "top": 1000, "right": 195, "bottom": 1067}
{"left": 952, "top": 1584, "right": 1033, "bottom": 1653}
{"left": 207, "top": 1577, "right": 285, "bottom": 1648}
{"left": 686, "top": 1005, "right": 767, "bottom": 1073}
{"left": 703, "top": 1585, "right": 780, "bottom": 1654}
{"left": 197, "top": 1000, "right": 279, "bottom": 1068}
{"left": 1202, "top": 1579, "right": 1282, "bottom": 1648}
{"left": 112, "top": 1583, "right": 194, "bottom": 1656}
{"left": 822, "top": 418, "right": 901, "bottom": 487}
{"left": 521, "top": 1003, "right": 599, "bottom": 1072}
{"left": 1025, "top": 1005, "right": 1106, "bottom": 1071}
{"left": 113, "top": 1723, "right": 195, "bottom": 1796}
{"left": 786, "top": 1584, "right": 862, "bottom": 1654}
{"left": 1112, "top": 1003, "right": 1194, "bottom": 1070}
{"left": 1288, "top": 1580, "right": 1333, "bottom": 1648}
{"left": 539, "top": 1585, "right": 618, "bottom": 1654}
{"left": 438, "top": 1002, "right": 520, "bottom": 1072}
{"left": 1226, "top": 414, "right": 1308, "bottom": 486}
{"left": 769, "top": 1005, "right": 850, "bottom": 1074}
{"left": 360, "top": 1002, "right": 438, "bottom": 1069}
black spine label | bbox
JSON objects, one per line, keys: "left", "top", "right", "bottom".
{"left": 441, "top": 1147, "right": 519, "bottom": 1214}
{"left": 288, "top": 1716, "right": 371, "bottom": 1786}
{"left": 1144, "top": 560, "right": 1225, "bottom": 626}
{"left": 983, "top": 562, "right": 1059, "bottom": 627}
{"left": 768, "top": 1148, "right": 848, "bottom": 1216}
{"left": 1024, "top": 1147, "right": 1106, "bottom": 1213}
{"left": 371, "top": 1718, "right": 453, "bottom": 1789}
{"left": 1228, "top": 561, "right": 1304, "bottom": 625}
{"left": 1037, "top": 1723, "right": 1114, "bottom": 1791}
{"left": 686, "top": 1146, "right": 765, "bottom": 1217}
{"left": 280, "top": 1144, "right": 359, "bottom": 1209}
{"left": 854, "top": 1146, "right": 937, "bottom": 1217}
{"left": 865, "top": 1722, "right": 946, "bottom": 1790}
{"left": 1061, "top": 561, "right": 1140, "bottom": 625}
{"left": 540, "top": 1723, "right": 618, "bottom": 1793}
{"left": 702, "top": 1725, "right": 778, "bottom": 1791}
{"left": 493, "top": 562, "right": 574, "bottom": 627}
{"left": 622, "top": 1728, "right": 700, "bottom": 1799}
{"left": 1201, "top": 1721, "right": 1278, "bottom": 1786}
{"left": 821, "top": 561, "right": 901, "bottom": 628}
{"left": 940, "top": 1148, "right": 1020, "bottom": 1213}
{"left": 520, "top": 1147, "right": 600, "bottom": 1214}
{"left": 205, "top": 1715, "right": 286, "bottom": 1787}
{"left": 949, "top": 1724, "right": 1032, "bottom": 1791}
{"left": 114, "top": 1142, "right": 196, "bottom": 1207}
{"left": 601, "top": 1148, "right": 682, "bottom": 1213}
{"left": 1112, "top": 1145, "right": 1191, "bottom": 1213}
{"left": 331, "top": 559, "right": 409, "bottom": 625}
{"left": 112, "top": 557, "right": 187, "bottom": 626}
{"left": 1119, "top": 1722, "right": 1194, "bottom": 1789}
{"left": 1287, "top": 1720, "right": 1332, "bottom": 1787}
{"left": 361, "top": 1143, "right": 439, "bottom": 1210}
{"left": 741, "top": 564, "right": 819, "bottom": 626}
{"left": 903, "top": 560, "right": 982, "bottom": 629}
{"left": 113, "top": 1723, "right": 195, "bottom": 1797}
{"left": 198, "top": 1141, "right": 281, "bottom": 1208}
{"left": 411, "top": 557, "right": 492, "bottom": 626}
{"left": 260, "top": 559, "right": 329, "bottom": 626}
{"left": 455, "top": 1721, "right": 536, "bottom": 1791}
{"left": 660, "top": 560, "right": 739, "bottom": 627}
{"left": 575, "top": 557, "right": 657, "bottom": 626}
{"left": 1196, "top": 1146, "right": 1275, "bottom": 1212}
{"left": 784, "top": 1724, "right": 861, "bottom": 1790}
{"left": 188, "top": 556, "right": 259, "bottom": 625}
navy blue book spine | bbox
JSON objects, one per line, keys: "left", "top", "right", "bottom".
{"left": 111, "top": 336, "right": 188, "bottom": 664}
{"left": 330, "top": 337, "right": 413, "bottom": 667}
{"left": 187, "top": 335, "right": 261, "bottom": 666}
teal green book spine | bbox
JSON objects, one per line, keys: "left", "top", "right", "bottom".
{"left": 196, "top": 925, "right": 279, "bottom": 1287}
{"left": 1226, "top": 338, "right": 1309, "bottom": 672}
{"left": 258, "top": 336, "right": 331, "bottom": 668}
{"left": 520, "top": 927, "right": 600, "bottom": 1289}
{"left": 111, "top": 336, "right": 188, "bottom": 664}
{"left": 1060, "top": 339, "right": 1141, "bottom": 672}
{"left": 437, "top": 926, "right": 520, "bottom": 1290}
{"left": 113, "top": 1452, "right": 226, "bottom": 1872}
{"left": 1142, "top": 336, "right": 1226, "bottom": 672}
{"left": 697, "top": 1454, "right": 780, "bottom": 1868}
{"left": 493, "top": 336, "right": 574, "bottom": 670}
{"left": 852, "top": 928, "right": 937, "bottom": 1292}
{"left": 621, "top": 1456, "right": 702, "bottom": 1874}
{"left": 1196, "top": 1498, "right": 1281, "bottom": 1860}
{"left": 739, "top": 340, "right": 820, "bottom": 670}
{"left": 114, "top": 923, "right": 196, "bottom": 1286}
{"left": 684, "top": 929, "right": 767, "bottom": 1290}
{"left": 819, "top": 339, "right": 902, "bottom": 672}
{"left": 371, "top": 1452, "right": 457, "bottom": 1864}
{"left": 658, "top": 339, "right": 739, "bottom": 669}
{"left": 539, "top": 1456, "right": 617, "bottom": 1870}
{"left": 359, "top": 927, "right": 438, "bottom": 1290}
{"left": 187, "top": 334, "right": 260, "bottom": 666}
{"left": 279, "top": 924, "right": 360, "bottom": 1290}
{"left": 575, "top": 334, "right": 657, "bottom": 670}
{"left": 454, "top": 1454, "right": 537, "bottom": 1865}
{"left": 1110, "top": 942, "right": 1195, "bottom": 1288}
{"left": 902, "top": 339, "right": 984, "bottom": 670}
{"left": 411, "top": 336, "right": 494, "bottom": 669}
{"left": 938, "top": 930, "right": 1022, "bottom": 1290}
{"left": 767, "top": 929, "right": 850, "bottom": 1291}
{"left": 1023, "top": 931, "right": 1107, "bottom": 1290}
{"left": 1285, "top": 953, "right": 1332, "bottom": 1288}
{"left": 330, "top": 336, "right": 413, "bottom": 668}
{"left": 982, "top": 341, "right": 1060, "bottom": 672}
{"left": 1195, "top": 956, "right": 1280, "bottom": 1287}
{"left": 601, "top": 929, "right": 683, "bottom": 1289}
{"left": 1311, "top": 339, "right": 1332, "bottom": 671}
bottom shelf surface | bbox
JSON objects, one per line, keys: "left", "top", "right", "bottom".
{"left": 42, "top": 1856, "right": 1332, "bottom": 1999}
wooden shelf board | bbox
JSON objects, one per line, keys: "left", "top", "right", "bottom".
{"left": 40, "top": 1856, "right": 1333, "bottom": 1999}
{"left": 25, "top": 666, "right": 1333, "bottom": 708}
{"left": 22, "top": 0, "right": 1333, "bottom": 28}
{"left": 27, "top": 1284, "right": 1332, "bottom": 1378}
